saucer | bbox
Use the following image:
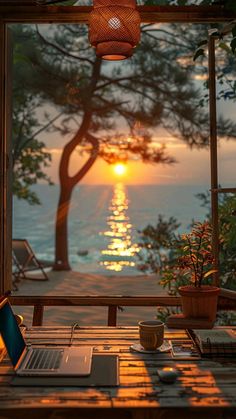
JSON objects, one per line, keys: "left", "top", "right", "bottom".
{"left": 130, "top": 340, "right": 171, "bottom": 354}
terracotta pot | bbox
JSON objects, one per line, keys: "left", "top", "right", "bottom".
{"left": 178, "top": 285, "right": 220, "bottom": 322}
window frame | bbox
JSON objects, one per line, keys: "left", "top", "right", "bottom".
{"left": 1, "top": 4, "right": 235, "bottom": 294}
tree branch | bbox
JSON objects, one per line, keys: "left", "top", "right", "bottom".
{"left": 36, "top": 26, "right": 94, "bottom": 65}
{"left": 17, "top": 111, "right": 64, "bottom": 155}
{"left": 70, "top": 133, "right": 100, "bottom": 186}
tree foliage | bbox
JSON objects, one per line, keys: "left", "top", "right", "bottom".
{"left": 12, "top": 16, "right": 236, "bottom": 267}
{"left": 138, "top": 194, "right": 236, "bottom": 292}
{"left": 197, "top": 191, "right": 236, "bottom": 290}
{"left": 137, "top": 192, "right": 236, "bottom": 324}
{"left": 13, "top": 29, "right": 53, "bottom": 204}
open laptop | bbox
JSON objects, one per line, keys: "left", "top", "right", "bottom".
{"left": 0, "top": 298, "right": 92, "bottom": 376}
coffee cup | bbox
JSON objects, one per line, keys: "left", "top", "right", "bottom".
{"left": 138, "top": 320, "right": 164, "bottom": 350}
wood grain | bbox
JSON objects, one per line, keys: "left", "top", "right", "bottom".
{"left": 0, "top": 5, "right": 235, "bottom": 23}
{"left": 9, "top": 295, "right": 236, "bottom": 326}
{"left": 1, "top": 325, "right": 236, "bottom": 418}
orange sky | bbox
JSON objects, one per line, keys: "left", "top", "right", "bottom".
{"left": 44, "top": 137, "right": 236, "bottom": 186}
{"left": 38, "top": 86, "right": 236, "bottom": 187}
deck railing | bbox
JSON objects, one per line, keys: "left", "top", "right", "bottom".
{"left": 9, "top": 294, "right": 236, "bottom": 326}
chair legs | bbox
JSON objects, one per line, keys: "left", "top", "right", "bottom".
{"left": 12, "top": 273, "right": 21, "bottom": 291}
{"left": 12, "top": 240, "right": 50, "bottom": 290}
{"left": 12, "top": 262, "right": 49, "bottom": 292}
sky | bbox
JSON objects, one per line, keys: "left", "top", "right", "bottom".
{"left": 42, "top": 108, "right": 236, "bottom": 186}
{"left": 38, "top": 78, "right": 236, "bottom": 187}
{"left": 27, "top": 23, "right": 236, "bottom": 187}
{"left": 43, "top": 134, "right": 236, "bottom": 186}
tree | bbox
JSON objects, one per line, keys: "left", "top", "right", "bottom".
{"left": 13, "top": 20, "right": 236, "bottom": 270}
{"left": 138, "top": 191, "right": 236, "bottom": 293}
{"left": 12, "top": 30, "right": 54, "bottom": 205}
{"left": 196, "top": 190, "right": 236, "bottom": 290}
{"left": 137, "top": 215, "right": 180, "bottom": 275}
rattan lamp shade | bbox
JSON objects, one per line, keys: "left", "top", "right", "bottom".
{"left": 89, "top": 0, "right": 140, "bottom": 61}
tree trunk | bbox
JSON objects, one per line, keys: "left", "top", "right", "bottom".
{"left": 53, "top": 131, "right": 100, "bottom": 271}
{"left": 53, "top": 185, "right": 72, "bottom": 270}
{"left": 53, "top": 57, "right": 102, "bottom": 271}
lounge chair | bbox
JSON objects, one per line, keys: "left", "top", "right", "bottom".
{"left": 12, "top": 239, "right": 51, "bottom": 289}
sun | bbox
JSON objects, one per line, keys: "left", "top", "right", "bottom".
{"left": 113, "top": 163, "right": 127, "bottom": 176}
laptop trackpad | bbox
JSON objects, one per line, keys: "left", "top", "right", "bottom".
{"left": 60, "top": 347, "right": 93, "bottom": 376}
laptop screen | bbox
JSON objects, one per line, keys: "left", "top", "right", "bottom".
{"left": 0, "top": 299, "right": 26, "bottom": 367}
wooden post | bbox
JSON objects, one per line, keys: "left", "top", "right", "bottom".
{"left": 0, "top": 22, "right": 12, "bottom": 295}
{"left": 208, "top": 35, "right": 219, "bottom": 286}
{"left": 108, "top": 305, "right": 117, "bottom": 326}
{"left": 32, "top": 304, "right": 44, "bottom": 326}
{"left": 0, "top": 5, "right": 236, "bottom": 24}
{"left": 0, "top": 21, "right": 5, "bottom": 296}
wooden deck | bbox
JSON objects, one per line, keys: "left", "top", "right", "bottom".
{"left": 1, "top": 326, "right": 236, "bottom": 419}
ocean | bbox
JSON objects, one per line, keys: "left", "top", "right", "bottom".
{"left": 13, "top": 183, "right": 209, "bottom": 276}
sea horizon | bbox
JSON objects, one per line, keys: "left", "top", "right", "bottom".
{"left": 13, "top": 183, "right": 210, "bottom": 276}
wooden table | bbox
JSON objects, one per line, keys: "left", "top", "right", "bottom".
{"left": 0, "top": 326, "right": 236, "bottom": 419}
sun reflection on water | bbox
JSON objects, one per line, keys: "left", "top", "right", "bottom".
{"left": 100, "top": 183, "right": 140, "bottom": 272}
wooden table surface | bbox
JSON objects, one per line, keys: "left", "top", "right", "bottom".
{"left": 0, "top": 326, "right": 236, "bottom": 419}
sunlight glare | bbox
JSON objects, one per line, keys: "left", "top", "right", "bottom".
{"left": 113, "top": 163, "right": 126, "bottom": 176}
{"left": 99, "top": 183, "right": 140, "bottom": 272}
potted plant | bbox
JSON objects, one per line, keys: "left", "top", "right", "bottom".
{"left": 176, "top": 221, "right": 220, "bottom": 321}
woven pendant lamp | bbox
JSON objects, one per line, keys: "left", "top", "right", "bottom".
{"left": 89, "top": 0, "right": 141, "bottom": 61}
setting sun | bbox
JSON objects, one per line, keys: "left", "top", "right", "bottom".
{"left": 113, "top": 163, "right": 127, "bottom": 176}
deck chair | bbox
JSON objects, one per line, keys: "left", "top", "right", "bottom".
{"left": 12, "top": 239, "right": 51, "bottom": 289}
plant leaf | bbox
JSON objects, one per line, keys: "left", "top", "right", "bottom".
{"left": 219, "top": 42, "right": 231, "bottom": 54}
{"left": 177, "top": 0, "right": 188, "bottom": 5}
{"left": 197, "top": 40, "right": 207, "bottom": 48}
{"left": 203, "top": 269, "right": 218, "bottom": 278}
{"left": 230, "top": 37, "right": 236, "bottom": 54}
{"left": 225, "top": 0, "right": 236, "bottom": 13}
{"left": 193, "top": 48, "right": 204, "bottom": 62}
{"left": 232, "top": 25, "right": 236, "bottom": 38}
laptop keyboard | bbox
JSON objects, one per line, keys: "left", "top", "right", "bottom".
{"left": 25, "top": 349, "right": 64, "bottom": 370}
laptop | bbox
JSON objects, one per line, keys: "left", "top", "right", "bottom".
{"left": 0, "top": 298, "right": 93, "bottom": 376}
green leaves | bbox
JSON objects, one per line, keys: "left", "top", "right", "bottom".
{"left": 175, "top": 220, "right": 223, "bottom": 286}
{"left": 138, "top": 217, "right": 216, "bottom": 290}
{"left": 193, "top": 40, "right": 207, "bottom": 61}
{"left": 137, "top": 215, "right": 180, "bottom": 275}
{"left": 12, "top": 26, "right": 54, "bottom": 205}
{"left": 225, "top": 0, "right": 236, "bottom": 12}
{"left": 230, "top": 39, "right": 236, "bottom": 54}
{"left": 218, "top": 42, "right": 232, "bottom": 53}
{"left": 177, "top": 0, "right": 188, "bottom": 5}
{"left": 229, "top": 23, "right": 236, "bottom": 54}
{"left": 230, "top": 37, "right": 236, "bottom": 54}
{"left": 13, "top": 53, "right": 31, "bottom": 65}
{"left": 193, "top": 47, "right": 205, "bottom": 62}
{"left": 232, "top": 25, "right": 236, "bottom": 38}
